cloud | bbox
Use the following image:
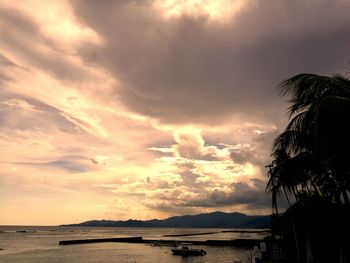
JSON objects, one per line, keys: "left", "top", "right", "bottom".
{"left": 143, "top": 178, "right": 278, "bottom": 215}
{"left": 173, "top": 130, "right": 220, "bottom": 160}
{"left": 0, "top": 8, "right": 91, "bottom": 81}
{"left": 2, "top": 0, "right": 346, "bottom": 223}
{"left": 183, "top": 178, "right": 270, "bottom": 208}
{"left": 0, "top": 53, "right": 24, "bottom": 84}
{"left": 230, "top": 129, "right": 279, "bottom": 169}
{"left": 0, "top": 93, "right": 88, "bottom": 134}
{"left": 10, "top": 155, "right": 94, "bottom": 173}
{"left": 0, "top": 54, "right": 18, "bottom": 68}
{"left": 230, "top": 148, "right": 257, "bottom": 165}
{"left": 71, "top": 0, "right": 350, "bottom": 125}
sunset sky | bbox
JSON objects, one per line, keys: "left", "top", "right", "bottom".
{"left": 1, "top": 0, "right": 349, "bottom": 225}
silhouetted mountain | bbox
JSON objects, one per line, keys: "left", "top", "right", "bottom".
{"left": 61, "top": 211, "right": 271, "bottom": 228}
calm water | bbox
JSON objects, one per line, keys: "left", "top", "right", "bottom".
{"left": 0, "top": 226, "right": 266, "bottom": 262}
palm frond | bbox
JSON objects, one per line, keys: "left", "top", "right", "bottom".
{"left": 273, "top": 130, "right": 311, "bottom": 156}
{"left": 279, "top": 74, "right": 350, "bottom": 117}
{"left": 286, "top": 110, "right": 308, "bottom": 131}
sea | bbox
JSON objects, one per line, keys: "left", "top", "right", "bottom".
{"left": 0, "top": 226, "right": 267, "bottom": 263}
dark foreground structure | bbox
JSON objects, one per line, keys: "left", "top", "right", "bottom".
{"left": 269, "top": 198, "right": 350, "bottom": 263}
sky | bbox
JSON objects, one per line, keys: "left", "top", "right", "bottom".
{"left": 0, "top": 0, "right": 349, "bottom": 225}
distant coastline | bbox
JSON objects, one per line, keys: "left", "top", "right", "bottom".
{"left": 60, "top": 211, "right": 271, "bottom": 228}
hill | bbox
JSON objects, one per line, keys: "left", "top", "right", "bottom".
{"left": 61, "top": 211, "right": 271, "bottom": 228}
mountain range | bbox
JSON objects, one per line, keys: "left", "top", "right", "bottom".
{"left": 61, "top": 211, "right": 271, "bottom": 228}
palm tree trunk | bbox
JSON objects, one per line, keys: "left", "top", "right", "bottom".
{"left": 291, "top": 219, "right": 300, "bottom": 262}
{"left": 284, "top": 186, "right": 301, "bottom": 262}
{"left": 341, "top": 188, "right": 350, "bottom": 206}
{"left": 283, "top": 187, "right": 292, "bottom": 207}
{"left": 335, "top": 170, "right": 350, "bottom": 206}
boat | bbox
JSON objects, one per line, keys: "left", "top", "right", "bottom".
{"left": 171, "top": 246, "right": 207, "bottom": 256}
{"left": 150, "top": 241, "right": 178, "bottom": 247}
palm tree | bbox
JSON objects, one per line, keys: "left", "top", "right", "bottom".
{"left": 268, "top": 73, "right": 350, "bottom": 206}
{"left": 266, "top": 73, "right": 350, "bottom": 263}
{"left": 266, "top": 149, "right": 313, "bottom": 213}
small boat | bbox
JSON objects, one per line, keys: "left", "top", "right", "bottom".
{"left": 171, "top": 246, "right": 207, "bottom": 256}
{"left": 150, "top": 241, "right": 178, "bottom": 247}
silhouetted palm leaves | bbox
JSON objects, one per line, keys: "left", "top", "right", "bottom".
{"left": 266, "top": 73, "right": 350, "bottom": 263}
{"left": 267, "top": 73, "right": 350, "bottom": 211}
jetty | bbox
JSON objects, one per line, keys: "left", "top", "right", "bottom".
{"left": 58, "top": 236, "right": 262, "bottom": 248}
{"left": 59, "top": 237, "right": 143, "bottom": 245}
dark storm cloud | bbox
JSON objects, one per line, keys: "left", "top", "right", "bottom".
{"left": 184, "top": 179, "right": 271, "bottom": 208}
{"left": 71, "top": 0, "right": 350, "bottom": 125}
{"left": 253, "top": 130, "right": 279, "bottom": 147}
{"left": 0, "top": 8, "right": 88, "bottom": 81}
{"left": 230, "top": 129, "right": 279, "bottom": 166}
{"left": 144, "top": 178, "right": 285, "bottom": 213}
{"left": 143, "top": 201, "right": 201, "bottom": 215}
{"left": 230, "top": 148, "right": 259, "bottom": 165}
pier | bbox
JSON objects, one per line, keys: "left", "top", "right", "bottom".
{"left": 58, "top": 237, "right": 262, "bottom": 248}
{"left": 59, "top": 237, "right": 144, "bottom": 245}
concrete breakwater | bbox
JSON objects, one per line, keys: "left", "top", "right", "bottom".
{"left": 59, "top": 237, "right": 262, "bottom": 248}
{"left": 59, "top": 237, "right": 144, "bottom": 245}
